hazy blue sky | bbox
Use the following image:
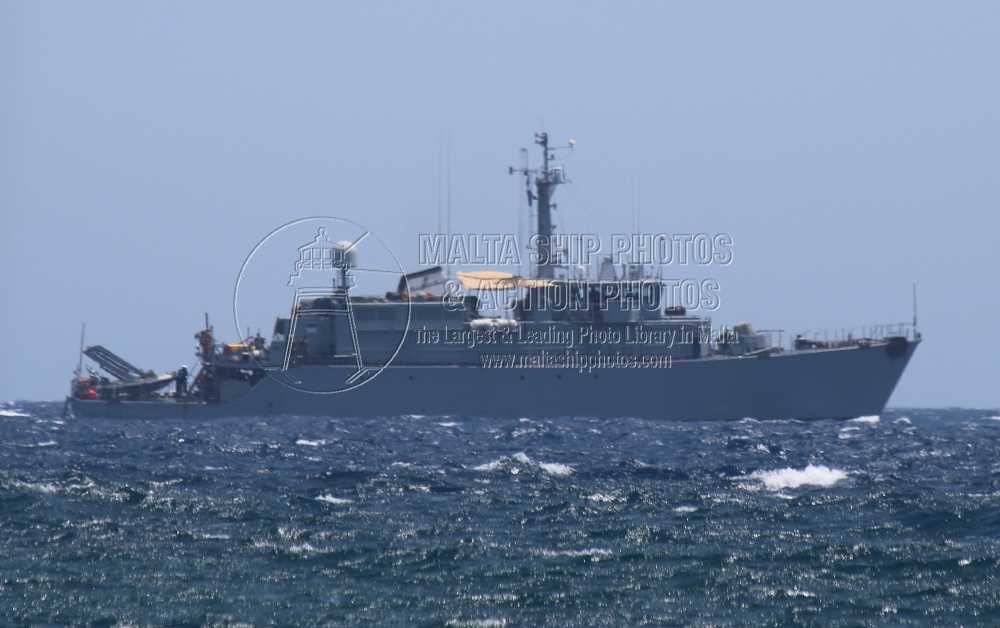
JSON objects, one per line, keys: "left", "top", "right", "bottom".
{"left": 3, "top": 1, "right": 998, "bottom": 407}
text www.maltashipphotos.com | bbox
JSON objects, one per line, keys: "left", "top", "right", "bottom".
{"left": 480, "top": 350, "right": 672, "bottom": 373}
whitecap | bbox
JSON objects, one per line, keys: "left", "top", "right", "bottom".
{"left": 894, "top": 417, "right": 912, "bottom": 424}
{"left": 538, "top": 462, "right": 574, "bottom": 477}
{"left": 7, "top": 480, "right": 60, "bottom": 494}
{"left": 512, "top": 452, "right": 532, "bottom": 464}
{"left": 295, "top": 439, "right": 326, "bottom": 447}
{"left": 959, "top": 558, "right": 972, "bottom": 566}
{"left": 849, "top": 415, "right": 880, "bottom": 424}
{"left": 538, "top": 548, "right": 611, "bottom": 559}
{"left": 988, "top": 416, "right": 1000, "bottom": 422}
{"left": 437, "top": 422, "right": 460, "bottom": 428}
{"left": 0, "top": 409, "right": 30, "bottom": 417}
{"left": 748, "top": 465, "right": 848, "bottom": 491}
{"left": 473, "top": 458, "right": 506, "bottom": 472}
{"left": 149, "top": 479, "right": 182, "bottom": 489}
{"left": 30, "top": 441, "right": 58, "bottom": 448}
{"left": 585, "top": 493, "right": 620, "bottom": 503}
{"left": 472, "top": 452, "right": 573, "bottom": 477}
{"left": 446, "top": 619, "right": 508, "bottom": 627}
{"left": 315, "top": 494, "right": 352, "bottom": 505}
{"left": 785, "top": 589, "right": 816, "bottom": 598}
{"left": 838, "top": 426, "right": 860, "bottom": 440}
{"left": 673, "top": 505, "right": 697, "bottom": 513}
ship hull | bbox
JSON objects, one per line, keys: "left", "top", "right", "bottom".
{"left": 70, "top": 340, "right": 918, "bottom": 421}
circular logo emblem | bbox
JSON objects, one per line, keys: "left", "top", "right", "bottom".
{"left": 233, "top": 216, "right": 411, "bottom": 394}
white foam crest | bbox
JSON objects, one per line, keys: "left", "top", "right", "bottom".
{"left": 197, "top": 533, "right": 231, "bottom": 540}
{"left": 538, "top": 548, "right": 612, "bottom": 559}
{"left": 785, "top": 589, "right": 817, "bottom": 598}
{"left": 749, "top": 465, "right": 848, "bottom": 491}
{"left": 988, "top": 416, "right": 1000, "bottom": 422}
{"left": 437, "top": 422, "right": 460, "bottom": 428}
{"left": 472, "top": 458, "right": 506, "bottom": 472}
{"left": 472, "top": 452, "right": 574, "bottom": 477}
{"left": 295, "top": 439, "right": 326, "bottom": 447}
{"left": 673, "top": 505, "right": 698, "bottom": 513}
{"left": 838, "top": 426, "right": 860, "bottom": 440}
{"left": 7, "top": 480, "right": 60, "bottom": 494}
{"left": 538, "top": 462, "right": 575, "bottom": 477}
{"left": 585, "top": 493, "right": 620, "bottom": 503}
{"left": 446, "top": 619, "right": 508, "bottom": 627}
{"left": 894, "top": 417, "right": 912, "bottom": 424}
{"left": 850, "top": 415, "right": 880, "bottom": 424}
{"left": 0, "top": 409, "right": 30, "bottom": 417}
{"left": 315, "top": 494, "right": 352, "bottom": 505}
{"left": 288, "top": 543, "right": 317, "bottom": 554}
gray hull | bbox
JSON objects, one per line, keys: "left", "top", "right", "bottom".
{"left": 71, "top": 339, "right": 918, "bottom": 421}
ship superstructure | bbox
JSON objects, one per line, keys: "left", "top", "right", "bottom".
{"left": 69, "top": 132, "right": 920, "bottom": 420}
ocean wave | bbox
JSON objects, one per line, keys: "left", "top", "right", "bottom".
{"left": 446, "top": 619, "right": 508, "bottom": 628}
{"left": 472, "top": 452, "right": 574, "bottom": 477}
{"left": 295, "top": 439, "right": 326, "bottom": 447}
{"left": 748, "top": 465, "right": 848, "bottom": 491}
{"left": 4, "top": 479, "right": 60, "bottom": 494}
{"left": 849, "top": 415, "right": 880, "bottom": 424}
{"left": 315, "top": 494, "right": 353, "bottom": 505}
{"left": 0, "top": 409, "right": 30, "bottom": 417}
{"left": 538, "top": 462, "right": 574, "bottom": 477}
{"left": 537, "top": 548, "right": 612, "bottom": 559}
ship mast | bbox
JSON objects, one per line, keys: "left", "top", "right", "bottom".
{"left": 510, "top": 131, "right": 573, "bottom": 279}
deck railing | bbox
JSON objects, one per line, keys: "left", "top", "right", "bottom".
{"left": 755, "top": 323, "right": 919, "bottom": 352}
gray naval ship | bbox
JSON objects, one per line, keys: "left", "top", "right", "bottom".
{"left": 69, "top": 132, "right": 920, "bottom": 420}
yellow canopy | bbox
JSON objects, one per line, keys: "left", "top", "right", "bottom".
{"left": 456, "top": 271, "right": 553, "bottom": 291}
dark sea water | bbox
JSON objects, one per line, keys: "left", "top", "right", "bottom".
{"left": 1, "top": 403, "right": 999, "bottom": 627}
